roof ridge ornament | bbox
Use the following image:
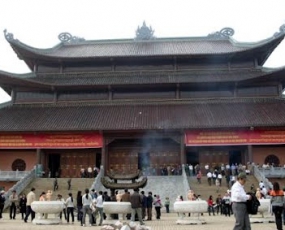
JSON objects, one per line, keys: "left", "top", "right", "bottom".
{"left": 58, "top": 32, "right": 85, "bottom": 43}
{"left": 135, "top": 21, "right": 155, "bottom": 41}
{"left": 207, "top": 27, "right": 235, "bottom": 39}
{"left": 273, "top": 24, "right": 285, "bottom": 37}
{"left": 3, "top": 29, "right": 14, "bottom": 41}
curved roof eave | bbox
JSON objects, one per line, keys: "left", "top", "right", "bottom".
{"left": 228, "top": 32, "right": 284, "bottom": 48}
{"left": 5, "top": 32, "right": 285, "bottom": 62}
{"left": 0, "top": 70, "right": 52, "bottom": 89}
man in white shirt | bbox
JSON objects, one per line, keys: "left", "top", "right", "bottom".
{"left": 217, "top": 173, "right": 222, "bottom": 186}
{"left": 205, "top": 164, "right": 209, "bottom": 172}
{"left": 24, "top": 188, "right": 36, "bottom": 223}
{"left": 189, "top": 164, "right": 193, "bottom": 176}
{"left": 207, "top": 171, "right": 212, "bottom": 186}
{"left": 231, "top": 172, "right": 252, "bottom": 230}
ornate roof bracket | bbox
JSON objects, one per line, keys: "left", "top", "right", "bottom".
{"left": 58, "top": 32, "right": 85, "bottom": 43}
{"left": 3, "top": 29, "right": 15, "bottom": 41}
{"left": 274, "top": 24, "right": 285, "bottom": 37}
{"left": 207, "top": 27, "right": 235, "bottom": 39}
{"left": 135, "top": 21, "right": 155, "bottom": 41}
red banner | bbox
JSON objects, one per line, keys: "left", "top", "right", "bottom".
{"left": 185, "top": 130, "right": 285, "bottom": 146}
{"left": 0, "top": 133, "right": 103, "bottom": 149}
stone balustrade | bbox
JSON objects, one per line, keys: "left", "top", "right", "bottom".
{"left": 4, "top": 168, "right": 36, "bottom": 209}
{"left": 31, "top": 201, "right": 65, "bottom": 225}
{"left": 0, "top": 170, "right": 31, "bottom": 181}
{"left": 173, "top": 200, "right": 208, "bottom": 225}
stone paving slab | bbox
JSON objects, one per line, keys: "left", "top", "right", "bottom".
{"left": 0, "top": 212, "right": 278, "bottom": 230}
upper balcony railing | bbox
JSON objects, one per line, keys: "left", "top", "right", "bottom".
{"left": 0, "top": 170, "right": 31, "bottom": 181}
{"left": 3, "top": 168, "right": 36, "bottom": 209}
{"left": 258, "top": 167, "right": 285, "bottom": 178}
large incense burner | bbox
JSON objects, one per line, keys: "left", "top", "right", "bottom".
{"left": 102, "top": 169, "right": 147, "bottom": 190}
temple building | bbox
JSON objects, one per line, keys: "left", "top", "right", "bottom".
{"left": 1, "top": 23, "right": 285, "bottom": 178}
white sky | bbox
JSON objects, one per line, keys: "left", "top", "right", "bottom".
{"left": 0, "top": 0, "right": 285, "bottom": 103}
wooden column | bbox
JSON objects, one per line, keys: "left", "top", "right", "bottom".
{"left": 180, "top": 133, "right": 186, "bottom": 165}
{"left": 36, "top": 148, "right": 42, "bottom": 164}
{"left": 101, "top": 139, "right": 106, "bottom": 172}
{"left": 11, "top": 89, "right": 16, "bottom": 104}
{"left": 247, "top": 145, "right": 253, "bottom": 163}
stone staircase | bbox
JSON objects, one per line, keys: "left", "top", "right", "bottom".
{"left": 188, "top": 175, "right": 258, "bottom": 201}
{"left": 21, "top": 178, "right": 95, "bottom": 200}
{"left": 142, "top": 176, "right": 186, "bottom": 211}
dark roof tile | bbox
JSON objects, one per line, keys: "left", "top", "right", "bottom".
{"left": 0, "top": 98, "right": 284, "bottom": 131}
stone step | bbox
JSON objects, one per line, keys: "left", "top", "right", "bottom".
{"left": 143, "top": 176, "right": 186, "bottom": 210}
{"left": 188, "top": 175, "right": 258, "bottom": 200}
{"left": 22, "top": 178, "right": 95, "bottom": 200}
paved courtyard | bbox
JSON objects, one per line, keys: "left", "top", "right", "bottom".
{"left": 0, "top": 212, "right": 279, "bottom": 230}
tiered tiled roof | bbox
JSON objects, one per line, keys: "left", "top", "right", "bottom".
{"left": 1, "top": 68, "right": 285, "bottom": 90}
{"left": 0, "top": 98, "right": 284, "bottom": 131}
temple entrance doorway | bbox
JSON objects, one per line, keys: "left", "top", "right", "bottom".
{"left": 138, "top": 152, "right": 150, "bottom": 170}
{"left": 229, "top": 150, "right": 242, "bottom": 165}
{"left": 96, "top": 152, "right": 102, "bottom": 168}
{"left": 48, "top": 154, "right": 60, "bottom": 178}
{"left": 186, "top": 151, "right": 199, "bottom": 166}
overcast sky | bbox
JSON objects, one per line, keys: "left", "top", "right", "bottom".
{"left": 0, "top": 0, "right": 285, "bottom": 103}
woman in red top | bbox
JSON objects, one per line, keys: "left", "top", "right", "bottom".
{"left": 270, "top": 182, "right": 284, "bottom": 230}
{"left": 208, "top": 195, "right": 215, "bottom": 216}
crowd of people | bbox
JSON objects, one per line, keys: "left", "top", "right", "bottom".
{"left": 141, "top": 165, "right": 183, "bottom": 176}
{"left": 0, "top": 186, "right": 167, "bottom": 227}
{"left": 1, "top": 162, "right": 285, "bottom": 230}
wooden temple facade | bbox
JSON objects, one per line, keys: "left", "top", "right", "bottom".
{"left": 1, "top": 24, "right": 285, "bottom": 177}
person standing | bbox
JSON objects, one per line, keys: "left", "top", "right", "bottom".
{"left": 65, "top": 193, "right": 75, "bottom": 224}
{"left": 81, "top": 188, "right": 93, "bottom": 227}
{"left": 67, "top": 178, "right": 72, "bottom": 190}
{"left": 146, "top": 192, "right": 153, "bottom": 221}
{"left": 153, "top": 195, "right": 162, "bottom": 220}
{"left": 93, "top": 191, "right": 104, "bottom": 226}
{"left": 222, "top": 192, "right": 231, "bottom": 217}
{"left": 0, "top": 190, "right": 6, "bottom": 219}
{"left": 141, "top": 191, "right": 147, "bottom": 219}
{"left": 231, "top": 172, "right": 251, "bottom": 230}
{"left": 39, "top": 192, "right": 48, "bottom": 219}
{"left": 121, "top": 189, "right": 131, "bottom": 220}
{"left": 24, "top": 187, "right": 36, "bottom": 223}
{"left": 164, "top": 197, "right": 170, "bottom": 213}
{"left": 76, "top": 191, "right": 83, "bottom": 224}
{"left": 207, "top": 171, "right": 212, "bottom": 186}
{"left": 130, "top": 188, "right": 144, "bottom": 225}
{"left": 57, "top": 194, "right": 67, "bottom": 220}
{"left": 196, "top": 170, "right": 202, "bottom": 184}
{"left": 53, "top": 178, "right": 58, "bottom": 191}
{"left": 9, "top": 190, "right": 18, "bottom": 220}
{"left": 19, "top": 193, "right": 27, "bottom": 220}
{"left": 215, "top": 194, "right": 222, "bottom": 215}
{"left": 189, "top": 164, "right": 193, "bottom": 176}
{"left": 207, "top": 195, "right": 215, "bottom": 216}
{"left": 270, "top": 182, "right": 284, "bottom": 230}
